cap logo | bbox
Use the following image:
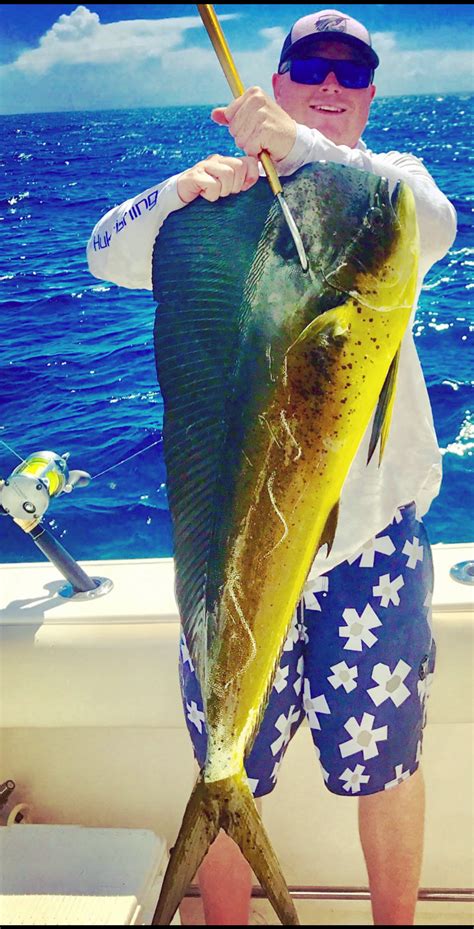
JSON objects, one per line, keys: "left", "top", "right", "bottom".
{"left": 314, "top": 15, "right": 348, "bottom": 34}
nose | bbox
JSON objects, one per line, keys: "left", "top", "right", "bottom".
{"left": 320, "top": 72, "right": 342, "bottom": 91}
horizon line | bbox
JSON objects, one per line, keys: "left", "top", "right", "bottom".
{"left": 1, "top": 90, "right": 472, "bottom": 118}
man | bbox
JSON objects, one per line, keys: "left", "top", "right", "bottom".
{"left": 88, "top": 10, "right": 456, "bottom": 925}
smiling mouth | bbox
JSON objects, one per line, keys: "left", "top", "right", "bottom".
{"left": 311, "top": 104, "right": 346, "bottom": 114}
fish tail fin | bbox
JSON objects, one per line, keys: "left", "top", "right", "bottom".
{"left": 152, "top": 770, "right": 299, "bottom": 926}
{"left": 223, "top": 770, "right": 299, "bottom": 925}
{"left": 151, "top": 775, "right": 220, "bottom": 925}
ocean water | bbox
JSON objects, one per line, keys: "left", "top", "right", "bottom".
{"left": 1, "top": 94, "right": 472, "bottom": 563}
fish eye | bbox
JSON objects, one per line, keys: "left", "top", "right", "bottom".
{"left": 366, "top": 207, "right": 384, "bottom": 228}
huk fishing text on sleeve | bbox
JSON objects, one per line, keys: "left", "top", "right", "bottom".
{"left": 92, "top": 187, "right": 161, "bottom": 251}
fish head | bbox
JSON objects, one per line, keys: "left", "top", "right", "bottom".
{"left": 279, "top": 163, "right": 419, "bottom": 317}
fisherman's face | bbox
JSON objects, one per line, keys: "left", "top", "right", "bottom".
{"left": 272, "top": 39, "right": 376, "bottom": 149}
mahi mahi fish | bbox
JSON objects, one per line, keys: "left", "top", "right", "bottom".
{"left": 150, "top": 162, "right": 419, "bottom": 925}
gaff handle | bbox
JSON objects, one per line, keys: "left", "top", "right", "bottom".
{"left": 197, "top": 4, "right": 283, "bottom": 196}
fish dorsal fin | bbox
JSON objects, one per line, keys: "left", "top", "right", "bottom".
{"left": 152, "top": 183, "right": 275, "bottom": 686}
{"left": 367, "top": 346, "right": 401, "bottom": 466}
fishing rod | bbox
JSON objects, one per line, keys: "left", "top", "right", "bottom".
{"left": 197, "top": 4, "right": 309, "bottom": 273}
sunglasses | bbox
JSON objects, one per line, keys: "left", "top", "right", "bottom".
{"left": 280, "top": 56, "right": 374, "bottom": 89}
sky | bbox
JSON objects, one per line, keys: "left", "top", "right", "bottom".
{"left": 0, "top": 3, "right": 473, "bottom": 114}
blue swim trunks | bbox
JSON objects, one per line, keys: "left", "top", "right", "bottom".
{"left": 179, "top": 502, "right": 436, "bottom": 798}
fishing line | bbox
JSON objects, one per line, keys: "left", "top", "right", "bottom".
{"left": 0, "top": 433, "right": 163, "bottom": 483}
{"left": 0, "top": 436, "right": 25, "bottom": 464}
{"left": 90, "top": 438, "right": 163, "bottom": 481}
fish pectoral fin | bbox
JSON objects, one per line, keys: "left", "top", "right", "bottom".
{"left": 152, "top": 770, "right": 299, "bottom": 926}
{"left": 367, "top": 347, "right": 401, "bottom": 466}
{"left": 319, "top": 500, "right": 340, "bottom": 556}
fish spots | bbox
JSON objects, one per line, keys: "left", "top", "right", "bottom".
{"left": 289, "top": 327, "right": 347, "bottom": 404}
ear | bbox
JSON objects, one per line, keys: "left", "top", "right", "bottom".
{"left": 370, "top": 84, "right": 376, "bottom": 102}
{"left": 272, "top": 72, "right": 282, "bottom": 103}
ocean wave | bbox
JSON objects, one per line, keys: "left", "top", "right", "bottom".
{"left": 1, "top": 96, "right": 472, "bottom": 553}
{"left": 440, "top": 412, "right": 474, "bottom": 457}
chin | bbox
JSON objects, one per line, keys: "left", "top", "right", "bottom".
{"left": 313, "top": 123, "right": 343, "bottom": 144}
{"left": 311, "top": 119, "right": 354, "bottom": 147}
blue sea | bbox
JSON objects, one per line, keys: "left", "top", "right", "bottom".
{"left": 1, "top": 95, "right": 473, "bottom": 563}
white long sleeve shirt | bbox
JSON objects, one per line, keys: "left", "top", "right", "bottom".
{"left": 87, "top": 125, "right": 457, "bottom": 575}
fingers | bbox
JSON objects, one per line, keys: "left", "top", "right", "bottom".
{"left": 177, "top": 155, "right": 259, "bottom": 205}
{"left": 210, "top": 87, "right": 297, "bottom": 163}
{"left": 210, "top": 108, "right": 229, "bottom": 126}
{"left": 213, "top": 88, "right": 266, "bottom": 155}
{"left": 211, "top": 98, "right": 263, "bottom": 155}
{"left": 206, "top": 156, "right": 245, "bottom": 197}
{"left": 242, "top": 155, "right": 260, "bottom": 190}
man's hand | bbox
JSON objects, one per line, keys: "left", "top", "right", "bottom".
{"left": 177, "top": 153, "right": 260, "bottom": 204}
{"left": 211, "top": 87, "right": 297, "bottom": 163}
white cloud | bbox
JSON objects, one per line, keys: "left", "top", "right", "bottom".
{"left": 372, "top": 31, "right": 474, "bottom": 96}
{"left": 0, "top": 8, "right": 281, "bottom": 113}
{"left": 1, "top": 8, "right": 472, "bottom": 115}
{"left": 11, "top": 5, "right": 238, "bottom": 73}
{"left": 259, "top": 26, "right": 286, "bottom": 48}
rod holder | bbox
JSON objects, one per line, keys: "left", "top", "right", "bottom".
{"left": 450, "top": 560, "right": 474, "bottom": 585}
{"left": 27, "top": 523, "right": 113, "bottom": 599}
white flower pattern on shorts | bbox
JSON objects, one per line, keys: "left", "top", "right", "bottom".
{"left": 179, "top": 503, "right": 436, "bottom": 798}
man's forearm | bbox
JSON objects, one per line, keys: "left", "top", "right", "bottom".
{"left": 86, "top": 173, "right": 186, "bottom": 291}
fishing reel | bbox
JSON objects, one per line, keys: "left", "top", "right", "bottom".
{"left": 0, "top": 450, "right": 91, "bottom": 521}
{"left": 0, "top": 449, "right": 112, "bottom": 600}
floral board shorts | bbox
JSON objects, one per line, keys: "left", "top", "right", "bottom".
{"left": 179, "top": 502, "right": 436, "bottom": 798}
